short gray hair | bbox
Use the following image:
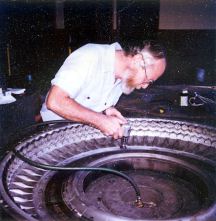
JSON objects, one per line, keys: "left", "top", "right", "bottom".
{"left": 122, "top": 40, "right": 166, "bottom": 59}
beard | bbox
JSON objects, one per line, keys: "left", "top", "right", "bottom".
{"left": 121, "top": 80, "right": 135, "bottom": 95}
{"left": 121, "top": 71, "right": 136, "bottom": 95}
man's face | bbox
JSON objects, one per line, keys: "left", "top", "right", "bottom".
{"left": 121, "top": 54, "right": 166, "bottom": 95}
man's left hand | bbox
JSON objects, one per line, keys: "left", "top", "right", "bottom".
{"left": 103, "top": 107, "right": 127, "bottom": 124}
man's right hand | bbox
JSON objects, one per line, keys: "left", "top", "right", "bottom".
{"left": 96, "top": 114, "right": 127, "bottom": 139}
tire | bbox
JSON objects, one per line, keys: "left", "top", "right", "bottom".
{"left": 0, "top": 118, "right": 216, "bottom": 221}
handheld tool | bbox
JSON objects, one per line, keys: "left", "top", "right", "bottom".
{"left": 120, "top": 124, "right": 131, "bottom": 149}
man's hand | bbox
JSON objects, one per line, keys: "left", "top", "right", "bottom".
{"left": 96, "top": 114, "right": 127, "bottom": 139}
{"left": 104, "top": 107, "right": 127, "bottom": 122}
{"left": 96, "top": 107, "right": 127, "bottom": 139}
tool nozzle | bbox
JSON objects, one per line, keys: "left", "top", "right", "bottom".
{"left": 120, "top": 125, "right": 131, "bottom": 149}
{"left": 123, "top": 124, "right": 131, "bottom": 137}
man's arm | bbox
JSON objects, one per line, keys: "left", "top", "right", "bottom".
{"left": 46, "top": 85, "right": 127, "bottom": 139}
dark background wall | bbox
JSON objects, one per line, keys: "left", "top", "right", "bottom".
{"left": 0, "top": 0, "right": 215, "bottom": 94}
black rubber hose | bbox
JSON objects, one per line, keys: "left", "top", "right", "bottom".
{"left": 12, "top": 145, "right": 141, "bottom": 200}
{"left": 11, "top": 119, "right": 142, "bottom": 201}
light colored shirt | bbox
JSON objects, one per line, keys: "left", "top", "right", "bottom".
{"left": 40, "top": 42, "right": 123, "bottom": 121}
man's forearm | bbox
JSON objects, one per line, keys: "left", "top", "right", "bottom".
{"left": 46, "top": 85, "right": 126, "bottom": 138}
{"left": 47, "top": 95, "right": 102, "bottom": 127}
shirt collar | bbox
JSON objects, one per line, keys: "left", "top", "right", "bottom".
{"left": 104, "top": 42, "right": 122, "bottom": 83}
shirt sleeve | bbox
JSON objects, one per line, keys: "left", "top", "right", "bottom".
{"left": 51, "top": 44, "right": 97, "bottom": 98}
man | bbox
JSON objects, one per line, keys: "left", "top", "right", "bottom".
{"left": 40, "top": 40, "right": 166, "bottom": 139}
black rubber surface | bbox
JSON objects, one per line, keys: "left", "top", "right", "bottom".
{"left": 0, "top": 118, "right": 215, "bottom": 221}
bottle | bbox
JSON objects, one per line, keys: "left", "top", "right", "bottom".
{"left": 196, "top": 68, "right": 205, "bottom": 83}
{"left": 180, "top": 89, "right": 189, "bottom": 106}
{"left": 25, "top": 74, "right": 34, "bottom": 94}
{"left": 26, "top": 74, "right": 32, "bottom": 83}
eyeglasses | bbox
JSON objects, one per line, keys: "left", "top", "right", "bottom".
{"left": 139, "top": 53, "right": 154, "bottom": 85}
